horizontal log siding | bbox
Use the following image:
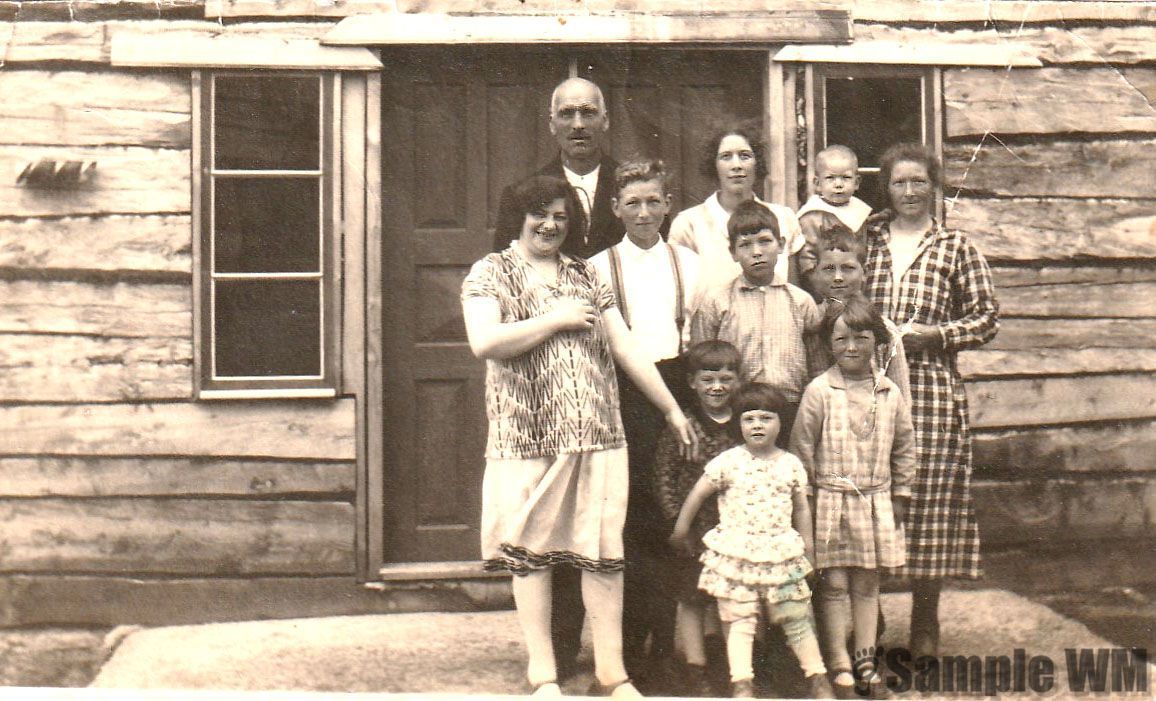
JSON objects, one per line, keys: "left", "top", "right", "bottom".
{"left": 0, "top": 53, "right": 366, "bottom": 599}
{"left": 858, "top": 23, "right": 1156, "bottom": 65}
{"left": 0, "top": 499, "right": 353, "bottom": 575}
{"left": 974, "top": 420, "right": 1156, "bottom": 478}
{"left": 0, "top": 457, "right": 354, "bottom": 498}
{"left": 948, "top": 198, "right": 1156, "bottom": 262}
{"left": 934, "top": 55, "right": 1156, "bottom": 549}
{"left": 0, "top": 334, "right": 192, "bottom": 402}
{"left": 946, "top": 67, "right": 1156, "bottom": 137}
{"left": 0, "top": 20, "right": 333, "bottom": 66}
{"left": 0, "top": 146, "right": 189, "bottom": 217}
{"left": 0, "top": 215, "right": 192, "bottom": 274}
{"left": 0, "top": 71, "right": 190, "bottom": 148}
{"left": 974, "top": 478, "right": 1156, "bottom": 547}
{"left": 0, "top": 400, "right": 356, "bottom": 459}
{"left": 944, "top": 139, "right": 1156, "bottom": 200}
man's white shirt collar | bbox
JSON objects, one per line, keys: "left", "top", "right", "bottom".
{"left": 563, "top": 165, "right": 600, "bottom": 216}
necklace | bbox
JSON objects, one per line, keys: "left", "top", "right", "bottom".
{"left": 847, "top": 376, "right": 879, "bottom": 439}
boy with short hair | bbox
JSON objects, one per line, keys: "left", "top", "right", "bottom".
{"left": 797, "top": 145, "right": 872, "bottom": 233}
{"left": 808, "top": 224, "right": 911, "bottom": 402}
{"left": 653, "top": 340, "right": 743, "bottom": 697}
{"left": 689, "top": 200, "right": 821, "bottom": 444}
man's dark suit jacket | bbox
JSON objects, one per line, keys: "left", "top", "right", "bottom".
{"left": 492, "top": 155, "right": 625, "bottom": 259}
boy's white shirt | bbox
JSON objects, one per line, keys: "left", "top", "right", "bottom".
{"left": 589, "top": 236, "right": 700, "bottom": 364}
{"left": 797, "top": 193, "right": 873, "bottom": 232}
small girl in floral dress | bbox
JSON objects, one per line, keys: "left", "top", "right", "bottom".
{"left": 670, "top": 383, "right": 833, "bottom": 699}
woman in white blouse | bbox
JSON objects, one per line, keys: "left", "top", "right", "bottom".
{"left": 669, "top": 122, "right": 804, "bottom": 295}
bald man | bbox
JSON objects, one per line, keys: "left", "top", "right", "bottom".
{"left": 492, "top": 77, "right": 626, "bottom": 258}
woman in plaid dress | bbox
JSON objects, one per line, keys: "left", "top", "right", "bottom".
{"left": 862, "top": 144, "right": 999, "bottom": 659}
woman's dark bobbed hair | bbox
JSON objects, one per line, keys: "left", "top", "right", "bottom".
{"left": 700, "top": 121, "right": 769, "bottom": 184}
{"left": 495, "top": 174, "right": 580, "bottom": 247}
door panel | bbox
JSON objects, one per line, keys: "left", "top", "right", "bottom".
{"left": 583, "top": 50, "right": 765, "bottom": 213}
{"left": 381, "top": 48, "right": 567, "bottom": 562}
{"left": 380, "top": 47, "right": 763, "bottom": 564}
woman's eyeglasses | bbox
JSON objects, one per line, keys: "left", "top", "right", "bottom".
{"left": 889, "top": 178, "right": 931, "bottom": 192}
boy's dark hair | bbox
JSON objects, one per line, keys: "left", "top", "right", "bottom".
{"left": 816, "top": 224, "right": 867, "bottom": 266}
{"left": 685, "top": 340, "right": 742, "bottom": 376}
{"left": 878, "top": 142, "right": 942, "bottom": 193}
{"left": 727, "top": 199, "right": 780, "bottom": 250}
{"left": 819, "top": 293, "right": 890, "bottom": 348}
{"left": 731, "top": 382, "right": 790, "bottom": 418}
{"left": 495, "top": 174, "right": 579, "bottom": 246}
{"left": 701, "top": 121, "right": 768, "bottom": 182}
{"left": 614, "top": 159, "right": 669, "bottom": 197}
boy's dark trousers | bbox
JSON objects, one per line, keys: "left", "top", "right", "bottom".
{"left": 551, "top": 565, "right": 584, "bottom": 678}
{"left": 617, "top": 358, "right": 687, "bottom": 680}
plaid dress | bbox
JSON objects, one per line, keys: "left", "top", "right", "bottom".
{"left": 789, "top": 367, "right": 916, "bottom": 570}
{"left": 864, "top": 220, "right": 999, "bottom": 579}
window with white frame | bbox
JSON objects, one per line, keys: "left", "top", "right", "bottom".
{"left": 197, "top": 72, "right": 338, "bottom": 397}
{"left": 804, "top": 65, "right": 939, "bottom": 211}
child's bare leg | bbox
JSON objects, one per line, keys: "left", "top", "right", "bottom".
{"left": 677, "top": 599, "right": 708, "bottom": 666}
{"left": 765, "top": 598, "right": 827, "bottom": 678}
{"left": 718, "top": 598, "right": 758, "bottom": 684}
{"left": 512, "top": 569, "right": 558, "bottom": 687}
{"left": 581, "top": 570, "right": 631, "bottom": 687}
{"left": 849, "top": 569, "right": 880, "bottom": 674}
{"left": 819, "top": 568, "right": 853, "bottom": 682}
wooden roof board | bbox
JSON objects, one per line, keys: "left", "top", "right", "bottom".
{"left": 775, "top": 41, "right": 1042, "bottom": 66}
{"left": 322, "top": 10, "right": 853, "bottom": 45}
{"left": 110, "top": 33, "right": 383, "bottom": 69}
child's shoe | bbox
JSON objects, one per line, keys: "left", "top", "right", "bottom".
{"left": 805, "top": 672, "right": 836, "bottom": 699}
{"left": 856, "top": 668, "right": 894, "bottom": 700}
{"left": 730, "top": 678, "right": 756, "bottom": 698}
{"left": 529, "top": 681, "right": 561, "bottom": 697}
{"left": 587, "top": 678, "right": 642, "bottom": 699}
{"left": 682, "top": 663, "right": 716, "bottom": 698}
{"left": 829, "top": 669, "right": 856, "bottom": 700}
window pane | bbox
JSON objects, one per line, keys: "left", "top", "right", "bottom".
{"left": 824, "top": 76, "right": 922, "bottom": 211}
{"left": 214, "top": 75, "right": 320, "bottom": 171}
{"left": 214, "top": 177, "right": 320, "bottom": 273}
{"left": 214, "top": 280, "right": 321, "bottom": 377}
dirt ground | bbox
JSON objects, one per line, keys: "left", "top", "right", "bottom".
{"left": 3, "top": 584, "right": 1152, "bottom": 690}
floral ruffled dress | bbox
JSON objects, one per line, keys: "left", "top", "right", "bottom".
{"left": 698, "top": 445, "right": 812, "bottom": 603}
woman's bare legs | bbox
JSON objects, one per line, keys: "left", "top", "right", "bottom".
{"left": 582, "top": 569, "right": 639, "bottom": 693}
{"left": 512, "top": 569, "right": 558, "bottom": 687}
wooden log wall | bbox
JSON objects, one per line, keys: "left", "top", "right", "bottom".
{"left": 2, "top": 2, "right": 1155, "bottom": 622}
{"left": 0, "top": 15, "right": 363, "bottom": 626}
{"left": 921, "top": 18, "right": 1156, "bottom": 553}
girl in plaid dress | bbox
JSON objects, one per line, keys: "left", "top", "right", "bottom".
{"left": 790, "top": 295, "right": 916, "bottom": 698}
{"left": 862, "top": 144, "right": 999, "bottom": 660}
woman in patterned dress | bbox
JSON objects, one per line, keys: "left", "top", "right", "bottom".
{"left": 862, "top": 144, "right": 999, "bottom": 658}
{"left": 461, "top": 175, "right": 695, "bottom": 698}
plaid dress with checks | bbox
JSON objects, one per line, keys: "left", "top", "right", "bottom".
{"left": 864, "top": 221, "right": 999, "bottom": 579}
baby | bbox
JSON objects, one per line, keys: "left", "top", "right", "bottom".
{"left": 797, "top": 145, "right": 872, "bottom": 233}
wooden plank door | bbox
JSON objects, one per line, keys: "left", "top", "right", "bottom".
{"left": 379, "top": 47, "right": 764, "bottom": 565}
{"left": 380, "top": 48, "right": 567, "bottom": 563}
